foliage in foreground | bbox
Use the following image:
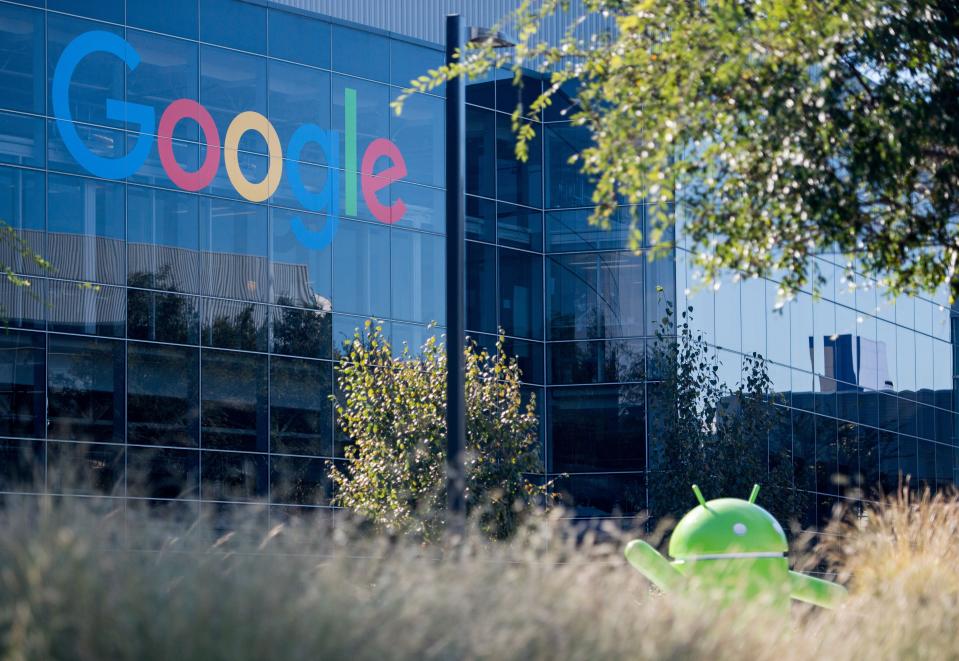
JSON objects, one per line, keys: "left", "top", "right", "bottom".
{"left": 648, "top": 306, "right": 803, "bottom": 526}
{"left": 330, "top": 322, "right": 543, "bottom": 540}
{"left": 397, "top": 0, "right": 959, "bottom": 301}
{"left": 2, "top": 489, "right": 959, "bottom": 660}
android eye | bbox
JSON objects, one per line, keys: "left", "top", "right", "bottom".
{"left": 733, "top": 523, "right": 748, "bottom": 536}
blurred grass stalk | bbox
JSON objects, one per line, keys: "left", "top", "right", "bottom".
{"left": 1, "top": 474, "right": 959, "bottom": 660}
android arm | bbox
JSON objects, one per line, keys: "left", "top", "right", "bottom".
{"left": 788, "top": 570, "right": 847, "bottom": 609}
{"left": 624, "top": 540, "right": 685, "bottom": 592}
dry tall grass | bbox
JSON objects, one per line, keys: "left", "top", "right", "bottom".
{"left": 0, "top": 489, "right": 956, "bottom": 661}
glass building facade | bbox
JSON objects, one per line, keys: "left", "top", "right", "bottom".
{"left": 0, "top": 0, "right": 955, "bottom": 530}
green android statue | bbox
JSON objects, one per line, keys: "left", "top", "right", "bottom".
{"left": 625, "top": 484, "right": 846, "bottom": 609}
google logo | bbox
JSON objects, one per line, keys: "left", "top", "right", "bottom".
{"left": 52, "top": 31, "right": 411, "bottom": 251}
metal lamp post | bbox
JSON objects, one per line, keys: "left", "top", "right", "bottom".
{"left": 445, "top": 14, "right": 514, "bottom": 537}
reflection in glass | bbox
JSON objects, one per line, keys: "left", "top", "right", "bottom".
{"left": 201, "top": 451, "right": 268, "bottom": 502}
{"left": 268, "top": 60, "right": 331, "bottom": 157}
{"left": 200, "top": 0, "right": 266, "bottom": 53}
{"left": 0, "top": 110, "right": 45, "bottom": 167}
{"left": 391, "top": 92, "right": 444, "bottom": 188}
{"left": 202, "top": 298, "right": 268, "bottom": 352}
{"left": 500, "top": 248, "right": 543, "bottom": 340}
{"left": 127, "top": 446, "right": 199, "bottom": 499}
{"left": 47, "top": 173, "right": 125, "bottom": 285}
{"left": 47, "top": 280, "right": 125, "bottom": 337}
{"left": 268, "top": 9, "right": 330, "bottom": 69}
{"left": 0, "top": 439, "right": 43, "bottom": 493}
{"left": 127, "top": 30, "right": 199, "bottom": 141}
{"left": 497, "top": 202, "right": 542, "bottom": 251}
{"left": 47, "top": 441, "right": 124, "bottom": 495}
{"left": 549, "top": 385, "right": 645, "bottom": 472}
{"left": 127, "top": 342, "right": 199, "bottom": 447}
{"left": 0, "top": 330, "right": 45, "bottom": 439}
{"left": 127, "top": 289, "right": 200, "bottom": 344}
{"left": 270, "top": 455, "right": 331, "bottom": 505}
{"left": 466, "top": 241, "right": 496, "bottom": 335}
{"left": 200, "top": 45, "right": 267, "bottom": 144}
{"left": 47, "top": 334, "right": 124, "bottom": 444}
{"left": 497, "top": 114, "right": 542, "bottom": 208}
{"left": 271, "top": 306, "right": 332, "bottom": 360}
{"left": 128, "top": 185, "right": 200, "bottom": 293}
{"left": 548, "top": 339, "right": 645, "bottom": 385}
{"left": 547, "top": 252, "right": 644, "bottom": 340}
{"left": 331, "top": 25, "right": 389, "bottom": 82}
{"left": 201, "top": 350, "right": 268, "bottom": 453}
{"left": 270, "top": 356, "right": 332, "bottom": 456}
{"left": 0, "top": 167, "right": 44, "bottom": 276}
{"left": 466, "top": 106, "right": 495, "bottom": 198}
{"left": 332, "top": 220, "right": 389, "bottom": 317}
{"left": 0, "top": 4, "right": 44, "bottom": 114}
{"left": 200, "top": 197, "right": 268, "bottom": 302}
{"left": 545, "top": 122, "right": 593, "bottom": 208}
{"left": 391, "top": 229, "right": 444, "bottom": 325}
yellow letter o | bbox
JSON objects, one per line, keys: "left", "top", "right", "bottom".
{"left": 224, "top": 111, "right": 283, "bottom": 202}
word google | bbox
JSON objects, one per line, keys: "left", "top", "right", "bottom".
{"left": 52, "top": 31, "right": 411, "bottom": 251}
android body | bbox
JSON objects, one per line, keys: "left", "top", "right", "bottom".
{"left": 625, "top": 485, "right": 846, "bottom": 610}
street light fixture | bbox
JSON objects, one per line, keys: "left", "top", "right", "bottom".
{"left": 445, "top": 14, "right": 515, "bottom": 538}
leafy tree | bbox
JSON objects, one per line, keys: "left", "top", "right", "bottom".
{"left": 329, "top": 322, "right": 544, "bottom": 540}
{"left": 397, "top": 0, "right": 959, "bottom": 300}
{"left": 648, "top": 305, "right": 805, "bottom": 526}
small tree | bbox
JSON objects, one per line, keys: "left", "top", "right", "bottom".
{"left": 648, "top": 305, "right": 804, "bottom": 527}
{"left": 330, "top": 322, "right": 544, "bottom": 540}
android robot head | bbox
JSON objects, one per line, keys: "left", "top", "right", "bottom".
{"left": 668, "top": 484, "right": 787, "bottom": 561}
{"left": 624, "top": 484, "right": 847, "bottom": 609}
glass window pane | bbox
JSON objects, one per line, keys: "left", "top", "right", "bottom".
{"left": 551, "top": 472, "right": 645, "bottom": 517}
{"left": 270, "top": 356, "right": 332, "bottom": 456}
{"left": 270, "top": 455, "right": 331, "bottom": 505}
{"left": 332, "top": 219, "right": 389, "bottom": 317}
{"left": 200, "top": 45, "right": 267, "bottom": 146}
{"left": 332, "top": 75, "right": 389, "bottom": 188}
{"left": 268, "top": 60, "right": 331, "bottom": 158}
{"left": 545, "top": 207, "right": 633, "bottom": 253}
{"left": 47, "top": 441, "right": 124, "bottom": 496}
{"left": 390, "top": 92, "right": 444, "bottom": 187}
{"left": 496, "top": 71, "right": 542, "bottom": 115}
{"left": 202, "top": 298, "right": 268, "bottom": 352}
{"left": 497, "top": 202, "right": 542, "bottom": 251}
{"left": 0, "top": 166, "right": 45, "bottom": 276}
{"left": 200, "top": 196, "right": 268, "bottom": 302}
{"left": 128, "top": 185, "right": 200, "bottom": 293}
{"left": 497, "top": 114, "right": 542, "bottom": 208}
{"left": 200, "top": 0, "right": 266, "bottom": 54}
{"left": 331, "top": 25, "right": 388, "bottom": 82}
{"left": 0, "top": 110, "right": 44, "bottom": 167}
{"left": 201, "top": 349, "right": 268, "bottom": 452}
{"left": 549, "top": 385, "right": 645, "bottom": 472}
{"left": 390, "top": 40, "right": 443, "bottom": 90}
{"left": 500, "top": 247, "right": 543, "bottom": 340}
{"left": 390, "top": 181, "right": 444, "bottom": 233}
{"left": 390, "top": 229, "right": 444, "bottom": 325}
{"left": 128, "top": 0, "right": 198, "bottom": 39}
{"left": 0, "top": 5, "right": 45, "bottom": 113}
{"left": 545, "top": 122, "right": 593, "bottom": 209}
{"left": 48, "top": 280, "right": 125, "bottom": 337}
{"left": 466, "top": 106, "right": 495, "bottom": 198}
{"left": 48, "top": 0, "right": 123, "bottom": 23}
{"left": 466, "top": 241, "right": 496, "bottom": 335}
{"left": 0, "top": 278, "right": 45, "bottom": 330}
{"left": 547, "top": 252, "right": 644, "bottom": 340}
{"left": 47, "top": 15, "right": 125, "bottom": 128}
{"left": 271, "top": 207, "right": 332, "bottom": 309}
{"left": 271, "top": 306, "right": 332, "bottom": 360}
{"left": 47, "top": 173, "right": 125, "bottom": 285}
{"left": 127, "top": 446, "right": 199, "bottom": 499}
{"left": 47, "top": 334, "right": 125, "bottom": 444}
{"left": 128, "top": 342, "right": 199, "bottom": 447}
{"left": 202, "top": 451, "right": 268, "bottom": 502}
{"left": 502, "top": 337, "right": 545, "bottom": 385}
{"left": 126, "top": 30, "right": 199, "bottom": 141}
{"left": 466, "top": 195, "right": 495, "bottom": 243}
{"left": 0, "top": 330, "right": 45, "bottom": 439}
{"left": 127, "top": 289, "right": 200, "bottom": 344}
{"left": 714, "top": 277, "right": 741, "bottom": 353}
{"left": 268, "top": 9, "right": 330, "bottom": 69}
{"left": 0, "top": 438, "right": 43, "bottom": 493}
{"left": 549, "top": 339, "right": 645, "bottom": 385}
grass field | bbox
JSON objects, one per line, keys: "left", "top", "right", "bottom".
{"left": 1, "top": 488, "right": 956, "bottom": 660}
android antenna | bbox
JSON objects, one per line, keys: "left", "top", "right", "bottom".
{"left": 748, "top": 484, "right": 761, "bottom": 504}
{"left": 691, "top": 484, "right": 707, "bottom": 507}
